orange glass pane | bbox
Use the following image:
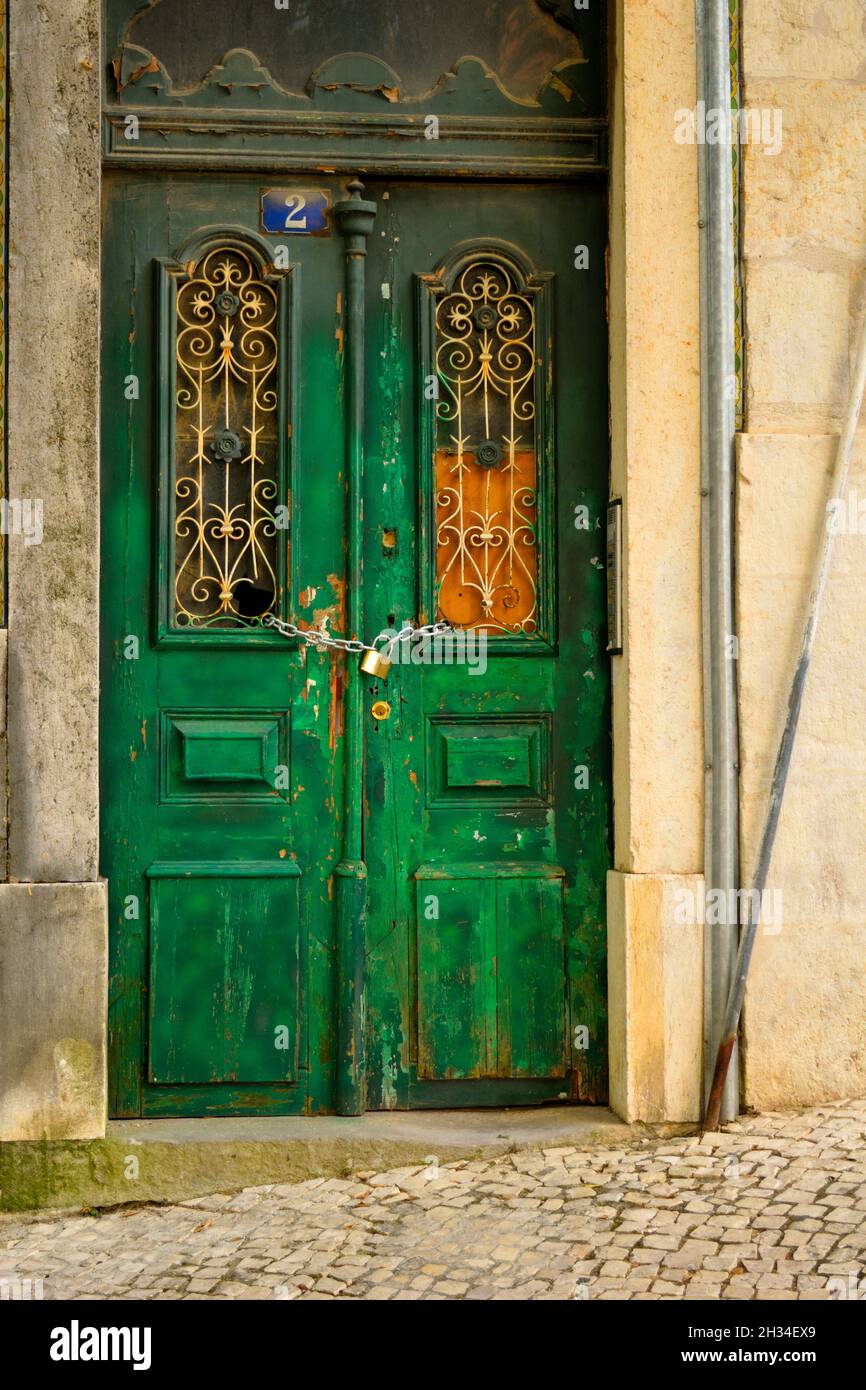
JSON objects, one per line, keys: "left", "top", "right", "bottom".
{"left": 435, "top": 448, "right": 537, "bottom": 634}
{"left": 434, "top": 259, "right": 538, "bottom": 636}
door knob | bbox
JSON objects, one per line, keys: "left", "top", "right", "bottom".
{"left": 371, "top": 700, "right": 391, "bottom": 722}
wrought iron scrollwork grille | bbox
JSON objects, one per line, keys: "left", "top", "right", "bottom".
{"left": 173, "top": 247, "right": 280, "bottom": 628}
{"left": 434, "top": 259, "right": 538, "bottom": 635}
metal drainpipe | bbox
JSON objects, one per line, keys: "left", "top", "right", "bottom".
{"left": 697, "top": 0, "right": 740, "bottom": 1124}
{"left": 333, "top": 180, "right": 377, "bottom": 1116}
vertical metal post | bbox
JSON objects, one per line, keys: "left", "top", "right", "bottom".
{"left": 697, "top": 0, "right": 740, "bottom": 1123}
{"left": 334, "top": 179, "right": 376, "bottom": 1115}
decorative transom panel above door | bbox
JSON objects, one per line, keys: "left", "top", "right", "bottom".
{"left": 103, "top": 0, "right": 607, "bottom": 176}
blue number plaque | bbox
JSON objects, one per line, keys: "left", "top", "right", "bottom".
{"left": 261, "top": 189, "right": 331, "bottom": 236}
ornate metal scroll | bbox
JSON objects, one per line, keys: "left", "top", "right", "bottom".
{"left": 434, "top": 259, "right": 538, "bottom": 635}
{"left": 173, "top": 247, "right": 279, "bottom": 627}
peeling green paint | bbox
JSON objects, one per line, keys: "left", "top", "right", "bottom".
{"left": 101, "top": 165, "right": 609, "bottom": 1117}
{"left": 363, "top": 182, "right": 611, "bottom": 1106}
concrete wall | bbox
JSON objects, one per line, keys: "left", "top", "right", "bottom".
{"left": 0, "top": 0, "right": 106, "bottom": 1140}
{"left": 737, "top": 0, "right": 866, "bottom": 1109}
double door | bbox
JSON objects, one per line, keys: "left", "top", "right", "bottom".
{"left": 101, "top": 173, "right": 610, "bottom": 1115}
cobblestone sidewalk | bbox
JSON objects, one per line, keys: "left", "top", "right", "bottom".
{"left": 2, "top": 1099, "right": 865, "bottom": 1301}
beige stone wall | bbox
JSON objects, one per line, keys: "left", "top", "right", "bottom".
{"left": 738, "top": 1, "right": 866, "bottom": 1107}
{"left": 606, "top": 0, "right": 705, "bottom": 1122}
{"left": 609, "top": 0, "right": 866, "bottom": 1120}
{"left": 610, "top": 0, "right": 704, "bottom": 878}
{"left": 0, "top": 630, "right": 6, "bottom": 875}
{"left": 6, "top": 0, "right": 101, "bottom": 882}
{"left": 0, "top": 884, "right": 107, "bottom": 1141}
{"left": 0, "top": 0, "right": 107, "bottom": 1141}
{"left": 608, "top": 872, "right": 704, "bottom": 1122}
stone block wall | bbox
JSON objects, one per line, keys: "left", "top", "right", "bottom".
{"left": 738, "top": 0, "right": 866, "bottom": 1107}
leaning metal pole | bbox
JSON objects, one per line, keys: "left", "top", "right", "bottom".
{"left": 334, "top": 180, "right": 376, "bottom": 1116}
{"left": 698, "top": 0, "right": 740, "bottom": 1124}
{"left": 704, "top": 284, "right": 866, "bottom": 1131}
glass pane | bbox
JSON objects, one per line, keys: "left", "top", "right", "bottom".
{"left": 126, "top": 0, "right": 580, "bottom": 100}
{"left": 173, "top": 246, "right": 280, "bottom": 629}
{"left": 434, "top": 259, "right": 538, "bottom": 636}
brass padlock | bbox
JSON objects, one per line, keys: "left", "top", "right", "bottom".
{"left": 360, "top": 647, "right": 392, "bottom": 680}
{"left": 371, "top": 700, "right": 391, "bottom": 722}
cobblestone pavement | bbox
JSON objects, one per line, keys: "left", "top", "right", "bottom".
{"left": 2, "top": 1100, "right": 865, "bottom": 1301}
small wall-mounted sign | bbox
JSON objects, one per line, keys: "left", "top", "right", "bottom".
{"left": 606, "top": 497, "right": 623, "bottom": 655}
{"left": 261, "top": 189, "right": 331, "bottom": 236}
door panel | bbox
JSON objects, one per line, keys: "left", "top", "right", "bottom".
{"left": 101, "top": 173, "right": 347, "bottom": 1115}
{"left": 415, "top": 872, "right": 566, "bottom": 1081}
{"left": 363, "top": 181, "right": 610, "bottom": 1108}
{"left": 148, "top": 865, "right": 300, "bottom": 1084}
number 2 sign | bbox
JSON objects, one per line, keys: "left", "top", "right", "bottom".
{"left": 260, "top": 188, "right": 331, "bottom": 235}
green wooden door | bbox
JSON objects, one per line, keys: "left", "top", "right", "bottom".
{"left": 362, "top": 181, "right": 610, "bottom": 1106}
{"left": 101, "top": 173, "right": 609, "bottom": 1116}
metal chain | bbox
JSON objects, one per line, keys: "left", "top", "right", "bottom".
{"left": 263, "top": 614, "right": 451, "bottom": 656}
